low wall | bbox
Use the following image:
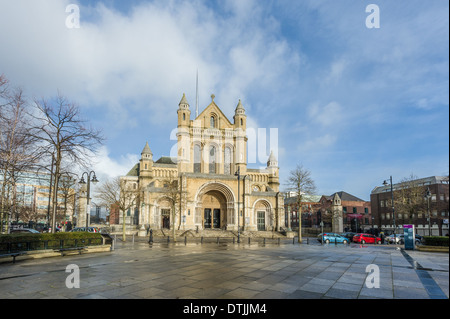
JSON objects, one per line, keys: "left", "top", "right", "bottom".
{"left": 0, "top": 245, "right": 112, "bottom": 264}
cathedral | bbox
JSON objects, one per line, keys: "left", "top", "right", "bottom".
{"left": 121, "top": 94, "right": 284, "bottom": 235}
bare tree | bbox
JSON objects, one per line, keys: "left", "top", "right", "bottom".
{"left": 29, "top": 94, "right": 104, "bottom": 233}
{"left": 95, "top": 176, "right": 140, "bottom": 241}
{"left": 286, "top": 164, "right": 317, "bottom": 243}
{"left": 161, "top": 176, "right": 188, "bottom": 242}
{"left": 394, "top": 174, "right": 427, "bottom": 224}
{"left": 0, "top": 77, "right": 37, "bottom": 233}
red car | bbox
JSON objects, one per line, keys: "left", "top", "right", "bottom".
{"left": 353, "top": 233, "right": 381, "bottom": 244}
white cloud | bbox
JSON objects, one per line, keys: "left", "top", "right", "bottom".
{"left": 90, "top": 146, "right": 139, "bottom": 181}
{"left": 308, "top": 101, "right": 343, "bottom": 127}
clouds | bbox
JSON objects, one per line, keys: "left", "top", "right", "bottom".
{"left": 0, "top": 0, "right": 448, "bottom": 201}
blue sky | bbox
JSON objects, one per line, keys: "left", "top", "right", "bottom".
{"left": 0, "top": 0, "right": 448, "bottom": 201}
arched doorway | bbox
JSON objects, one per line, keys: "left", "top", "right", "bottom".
{"left": 254, "top": 200, "right": 272, "bottom": 231}
{"left": 195, "top": 182, "right": 236, "bottom": 230}
{"left": 202, "top": 191, "right": 226, "bottom": 229}
{"left": 154, "top": 197, "right": 173, "bottom": 230}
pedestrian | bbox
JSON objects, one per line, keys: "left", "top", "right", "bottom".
{"left": 380, "top": 230, "right": 385, "bottom": 244}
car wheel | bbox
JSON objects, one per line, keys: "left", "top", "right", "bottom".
{"left": 361, "top": 240, "right": 365, "bottom": 244}
{"left": 325, "top": 239, "right": 330, "bottom": 244}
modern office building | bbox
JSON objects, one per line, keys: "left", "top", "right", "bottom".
{"left": 370, "top": 176, "right": 449, "bottom": 236}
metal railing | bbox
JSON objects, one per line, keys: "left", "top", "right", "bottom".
{"left": 0, "top": 237, "right": 103, "bottom": 254}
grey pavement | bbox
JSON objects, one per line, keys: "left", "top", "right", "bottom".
{"left": 0, "top": 239, "right": 448, "bottom": 300}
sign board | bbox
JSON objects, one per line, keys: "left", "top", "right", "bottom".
{"left": 403, "top": 224, "right": 415, "bottom": 250}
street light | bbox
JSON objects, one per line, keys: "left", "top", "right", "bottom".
{"left": 383, "top": 176, "right": 396, "bottom": 241}
{"left": 234, "top": 167, "right": 241, "bottom": 243}
{"left": 79, "top": 171, "right": 98, "bottom": 229}
{"left": 424, "top": 187, "right": 431, "bottom": 236}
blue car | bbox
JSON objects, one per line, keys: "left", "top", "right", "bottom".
{"left": 317, "top": 233, "right": 350, "bottom": 244}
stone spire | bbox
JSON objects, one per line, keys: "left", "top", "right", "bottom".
{"left": 179, "top": 93, "right": 190, "bottom": 110}
{"left": 235, "top": 99, "right": 245, "bottom": 115}
{"left": 141, "top": 142, "right": 153, "bottom": 160}
{"left": 267, "top": 151, "right": 278, "bottom": 167}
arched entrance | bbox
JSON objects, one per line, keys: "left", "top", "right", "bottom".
{"left": 253, "top": 200, "right": 272, "bottom": 231}
{"left": 154, "top": 196, "right": 173, "bottom": 230}
{"left": 202, "top": 191, "right": 226, "bottom": 229}
{"left": 195, "top": 182, "right": 236, "bottom": 230}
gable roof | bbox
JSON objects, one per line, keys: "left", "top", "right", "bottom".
{"left": 196, "top": 100, "right": 233, "bottom": 127}
{"left": 126, "top": 163, "right": 139, "bottom": 177}
{"left": 326, "top": 191, "right": 366, "bottom": 202}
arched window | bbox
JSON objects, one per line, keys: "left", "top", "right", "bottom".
{"left": 210, "top": 116, "right": 215, "bottom": 128}
{"left": 224, "top": 147, "right": 232, "bottom": 175}
{"left": 194, "top": 144, "right": 201, "bottom": 173}
{"left": 209, "top": 146, "right": 216, "bottom": 174}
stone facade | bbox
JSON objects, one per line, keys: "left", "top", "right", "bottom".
{"left": 121, "top": 94, "right": 284, "bottom": 235}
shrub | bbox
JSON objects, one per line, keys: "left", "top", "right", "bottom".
{"left": 0, "top": 232, "right": 103, "bottom": 253}
{"left": 423, "top": 236, "right": 449, "bottom": 247}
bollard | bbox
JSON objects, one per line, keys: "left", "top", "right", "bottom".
{"left": 167, "top": 236, "right": 170, "bottom": 243}
{"left": 132, "top": 234, "right": 135, "bottom": 244}
{"left": 248, "top": 237, "right": 251, "bottom": 245}
{"left": 185, "top": 236, "right": 187, "bottom": 245}
{"left": 233, "top": 237, "right": 235, "bottom": 244}
{"left": 293, "top": 237, "right": 295, "bottom": 245}
{"left": 263, "top": 238, "right": 266, "bottom": 245}
{"left": 148, "top": 229, "right": 153, "bottom": 244}
{"left": 278, "top": 238, "right": 280, "bottom": 245}
{"left": 201, "top": 236, "right": 203, "bottom": 244}
{"left": 217, "top": 237, "right": 220, "bottom": 244}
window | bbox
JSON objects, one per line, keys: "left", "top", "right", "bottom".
{"left": 364, "top": 208, "right": 368, "bottom": 214}
{"left": 224, "top": 147, "right": 232, "bottom": 175}
{"left": 210, "top": 116, "right": 215, "bottom": 128}
{"left": 353, "top": 207, "right": 357, "bottom": 213}
{"left": 343, "top": 207, "right": 347, "bottom": 212}
{"left": 380, "top": 200, "right": 384, "bottom": 207}
{"left": 209, "top": 146, "right": 216, "bottom": 174}
{"left": 194, "top": 144, "right": 201, "bottom": 173}
{"left": 183, "top": 113, "right": 186, "bottom": 121}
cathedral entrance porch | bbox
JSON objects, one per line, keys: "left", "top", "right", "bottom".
{"left": 195, "top": 182, "right": 236, "bottom": 231}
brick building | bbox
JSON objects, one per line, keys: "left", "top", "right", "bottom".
{"left": 284, "top": 191, "right": 372, "bottom": 233}
{"left": 370, "top": 176, "right": 449, "bottom": 236}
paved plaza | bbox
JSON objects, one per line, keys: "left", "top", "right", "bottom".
{"left": 0, "top": 239, "right": 448, "bottom": 300}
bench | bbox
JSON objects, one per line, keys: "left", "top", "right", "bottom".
{"left": 56, "top": 247, "right": 87, "bottom": 256}
{"left": 0, "top": 252, "right": 27, "bottom": 264}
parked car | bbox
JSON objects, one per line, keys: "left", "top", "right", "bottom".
{"left": 10, "top": 228, "right": 40, "bottom": 234}
{"left": 70, "top": 227, "right": 99, "bottom": 233}
{"left": 318, "top": 233, "right": 350, "bottom": 244}
{"left": 353, "top": 233, "right": 381, "bottom": 244}
{"left": 340, "top": 232, "right": 356, "bottom": 241}
{"left": 387, "top": 234, "right": 422, "bottom": 245}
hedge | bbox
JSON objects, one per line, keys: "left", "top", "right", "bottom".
{"left": 0, "top": 232, "right": 103, "bottom": 253}
{"left": 423, "top": 236, "right": 449, "bottom": 247}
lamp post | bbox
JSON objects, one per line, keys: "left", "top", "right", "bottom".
{"left": 383, "top": 176, "right": 396, "bottom": 241}
{"left": 79, "top": 171, "right": 99, "bottom": 230}
{"left": 235, "top": 167, "right": 241, "bottom": 243}
{"left": 424, "top": 187, "right": 431, "bottom": 236}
